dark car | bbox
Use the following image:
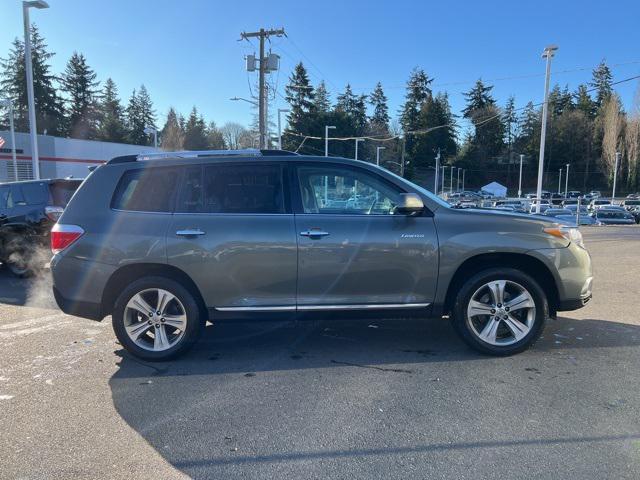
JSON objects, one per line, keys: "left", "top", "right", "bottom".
{"left": 550, "top": 193, "right": 564, "bottom": 205}
{"left": 0, "top": 178, "right": 82, "bottom": 276}
{"left": 50, "top": 150, "right": 593, "bottom": 361}
{"left": 594, "top": 208, "right": 636, "bottom": 225}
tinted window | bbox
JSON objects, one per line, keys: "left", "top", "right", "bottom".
{"left": 49, "top": 181, "right": 82, "bottom": 207}
{"left": 297, "top": 165, "right": 401, "bottom": 215}
{"left": 176, "top": 164, "right": 284, "bottom": 214}
{"left": 112, "top": 167, "right": 179, "bottom": 212}
{"left": 0, "top": 186, "right": 9, "bottom": 209}
{"left": 20, "top": 182, "right": 48, "bottom": 205}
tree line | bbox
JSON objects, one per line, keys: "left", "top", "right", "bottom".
{"left": 282, "top": 61, "right": 639, "bottom": 193}
{"left": 0, "top": 25, "right": 255, "bottom": 151}
{"left": 1, "top": 25, "right": 638, "bottom": 192}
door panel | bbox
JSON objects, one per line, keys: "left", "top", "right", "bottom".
{"left": 295, "top": 215, "right": 438, "bottom": 306}
{"left": 294, "top": 163, "right": 438, "bottom": 307}
{"left": 166, "top": 162, "right": 297, "bottom": 309}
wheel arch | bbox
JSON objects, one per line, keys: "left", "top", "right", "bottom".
{"left": 443, "top": 252, "right": 559, "bottom": 316}
{"left": 101, "top": 263, "right": 207, "bottom": 319}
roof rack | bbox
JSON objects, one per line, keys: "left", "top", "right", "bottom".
{"left": 107, "top": 149, "right": 298, "bottom": 164}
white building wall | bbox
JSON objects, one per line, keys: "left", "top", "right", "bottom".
{"left": 0, "top": 131, "right": 160, "bottom": 181}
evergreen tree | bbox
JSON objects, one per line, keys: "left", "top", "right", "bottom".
{"left": 313, "top": 81, "right": 331, "bottom": 113}
{"left": 368, "top": 82, "right": 390, "bottom": 133}
{"left": 335, "top": 84, "right": 358, "bottom": 114}
{"left": 503, "top": 95, "right": 518, "bottom": 148}
{"left": 160, "top": 107, "right": 183, "bottom": 151}
{"left": 183, "top": 106, "right": 208, "bottom": 150}
{"left": 206, "top": 121, "right": 226, "bottom": 149}
{"left": 516, "top": 101, "right": 540, "bottom": 159}
{"left": 548, "top": 84, "right": 573, "bottom": 117}
{"left": 399, "top": 68, "right": 433, "bottom": 132}
{"left": 126, "top": 85, "right": 156, "bottom": 145}
{"left": 284, "top": 62, "right": 315, "bottom": 130}
{"left": 462, "top": 79, "right": 504, "bottom": 163}
{"left": 97, "top": 78, "right": 126, "bottom": 143}
{"left": 574, "top": 84, "right": 596, "bottom": 118}
{"left": 60, "top": 52, "right": 100, "bottom": 139}
{"left": 0, "top": 25, "right": 64, "bottom": 135}
{"left": 413, "top": 92, "right": 457, "bottom": 168}
{"left": 590, "top": 60, "right": 613, "bottom": 108}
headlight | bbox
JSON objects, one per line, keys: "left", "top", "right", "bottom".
{"left": 543, "top": 225, "right": 585, "bottom": 249}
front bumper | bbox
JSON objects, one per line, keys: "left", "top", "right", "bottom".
{"left": 529, "top": 242, "right": 593, "bottom": 312}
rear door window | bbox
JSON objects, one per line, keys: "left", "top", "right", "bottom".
{"left": 176, "top": 163, "right": 285, "bottom": 214}
{"left": 0, "top": 186, "right": 9, "bottom": 210}
{"left": 49, "top": 181, "right": 81, "bottom": 207}
{"left": 112, "top": 167, "right": 180, "bottom": 212}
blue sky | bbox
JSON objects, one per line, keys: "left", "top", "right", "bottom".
{"left": 1, "top": 0, "right": 639, "bottom": 132}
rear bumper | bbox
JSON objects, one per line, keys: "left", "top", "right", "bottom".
{"left": 53, "top": 286, "right": 103, "bottom": 321}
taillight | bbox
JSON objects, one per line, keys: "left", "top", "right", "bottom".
{"left": 51, "top": 224, "right": 84, "bottom": 254}
{"left": 45, "top": 206, "right": 64, "bottom": 222}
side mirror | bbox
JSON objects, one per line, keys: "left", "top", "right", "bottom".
{"left": 395, "top": 193, "right": 424, "bottom": 215}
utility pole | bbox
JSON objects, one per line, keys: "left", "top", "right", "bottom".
{"left": 400, "top": 137, "right": 406, "bottom": 177}
{"left": 565, "top": 163, "right": 569, "bottom": 198}
{"left": 441, "top": 166, "right": 447, "bottom": 195}
{"left": 239, "top": 27, "right": 285, "bottom": 149}
{"left": 518, "top": 154, "right": 524, "bottom": 198}
{"left": 434, "top": 149, "right": 440, "bottom": 194}
{"left": 450, "top": 167, "right": 455, "bottom": 194}
{"left": 612, "top": 152, "right": 621, "bottom": 200}
{"left": 462, "top": 169, "right": 466, "bottom": 191}
{"left": 535, "top": 44, "right": 558, "bottom": 213}
{"left": 456, "top": 167, "right": 461, "bottom": 192}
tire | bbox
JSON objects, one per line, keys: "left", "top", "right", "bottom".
{"left": 451, "top": 268, "right": 548, "bottom": 356}
{"left": 112, "top": 276, "right": 204, "bottom": 361}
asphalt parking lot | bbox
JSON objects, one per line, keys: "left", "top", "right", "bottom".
{"left": 1, "top": 226, "right": 640, "bottom": 480}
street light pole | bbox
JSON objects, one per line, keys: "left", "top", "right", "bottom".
{"left": 324, "top": 125, "right": 336, "bottom": 157}
{"left": 376, "top": 146, "right": 385, "bottom": 166}
{"left": 441, "top": 166, "right": 447, "bottom": 195}
{"left": 518, "top": 154, "right": 524, "bottom": 198}
{"left": 558, "top": 168, "right": 562, "bottom": 194}
{"left": 456, "top": 167, "right": 461, "bottom": 192}
{"left": 1, "top": 99, "right": 18, "bottom": 181}
{"left": 462, "top": 169, "right": 466, "bottom": 192}
{"left": 23, "top": 0, "right": 49, "bottom": 180}
{"left": 144, "top": 126, "right": 158, "bottom": 148}
{"left": 565, "top": 163, "right": 569, "bottom": 198}
{"left": 434, "top": 149, "right": 440, "bottom": 194}
{"left": 612, "top": 152, "right": 621, "bottom": 200}
{"left": 354, "top": 138, "right": 364, "bottom": 160}
{"left": 450, "top": 167, "right": 455, "bottom": 194}
{"left": 535, "top": 44, "right": 558, "bottom": 213}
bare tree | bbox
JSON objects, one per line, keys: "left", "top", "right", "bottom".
{"left": 601, "top": 94, "right": 625, "bottom": 185}
{"left": 625, "top": 85, "right": 640, "bottom": 190}
{"left": 221, "top": 122, "right": 249, "bottom": 150}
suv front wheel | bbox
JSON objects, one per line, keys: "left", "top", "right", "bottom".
{"left": 452, "top": 268, "right": 548, "bottom": 356}
{"left": 112, "top": 277, "right": 204, "bottom": 361}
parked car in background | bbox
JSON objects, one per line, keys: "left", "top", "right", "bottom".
{"left": 594, "top": 208, "right": 636, "bottom": 225}
{"left": 562, "top": 198, "right": 579, "bottom": 207}
{"left": 589, "top": 190, "right": 602, "bottom": 199}
{"left": 0, "top": 178, "right": 83, "bottom": 276}
{"left": 621, "top": 199, "right": 640, "bottom": 211}
{"left": 567, "top": 191, "right": 582, "bottom": 199}
{"left": 628, "top": 207, "right": 640, "bottom": 224}
{"left": 550, "top": 193, "right": 564, "bottom": 205}
{"left": 625, "top": 193, "right": 639, "bottom": 199}
{"left": 589, "top": 198, "right": 612, "bottom": 212}
{"left": 529, "top": 201, "right": 551, "bottom": 214}
{"left": 493, "top": 200, "right": 527, "bottom": 213}
{"left": 50, "top": 150, "right": 593, "bottom": 360}
{"left": 544, "top": 208, "right": 573, "bottom": 218}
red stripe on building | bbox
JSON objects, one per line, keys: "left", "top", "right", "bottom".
{"left": 0, "top": 154, "right": 106, "bottom": 164}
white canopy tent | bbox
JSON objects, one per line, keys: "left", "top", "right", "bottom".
{"left": 481, "top": 181, "right": 508, "bottom": 198}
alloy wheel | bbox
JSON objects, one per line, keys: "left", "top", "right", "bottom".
{"left": 123, "top": 288, "right": 188, "bottom": 352}
{"left": 466, "top": 280, "right": 536, "bottom": 346}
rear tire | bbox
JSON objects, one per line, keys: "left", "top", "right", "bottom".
{"left": 451, "top": 268, "right": 548, "bottom": 356}
{"left": 112, "top": 276, "right": 204, "bottom": 361}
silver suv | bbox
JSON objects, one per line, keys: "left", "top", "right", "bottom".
{"left": 50, "top": 150, "right": 593, "bottom": 360}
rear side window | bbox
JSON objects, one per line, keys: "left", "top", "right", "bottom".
{"left": 176, "top": 164, "right": 284, "bottom": 214}
{"left": 20, "top": 183, "right": 48, "bottom": 205}
{"left": 49, "top": 181, "right": 81, "bottom": 207}
{"left": 0, "top": 186, "right": 9, "bottom": 209}
{"left": 112, "top": 167, "right": 179, "bottom": 212}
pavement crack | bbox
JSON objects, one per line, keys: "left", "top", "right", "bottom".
{"left": 330, "top": 359, "right": 413, "bottom": 374}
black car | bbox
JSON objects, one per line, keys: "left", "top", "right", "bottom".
{"left": 0, "top": 178, "right": 82, "bottom": 276}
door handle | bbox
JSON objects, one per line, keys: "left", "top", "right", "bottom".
{"left": 300, "top": 229, "right": 330, "bottom": 238}
{"left": 176, "top": 229, "right": 205, "bottom": 237}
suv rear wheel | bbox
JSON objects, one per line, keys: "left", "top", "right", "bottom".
{"left": 112, "top": 277, "right": 204, "bottom": 361}
{"left": 452, "top": 268, "right": 548, "bottom": 355}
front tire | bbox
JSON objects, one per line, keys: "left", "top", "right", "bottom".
{"left": 452, "top": 268, "right": 548, "bottom": 356}
{"left": 112, "top": 276, "right": 204, "bottom": 361}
